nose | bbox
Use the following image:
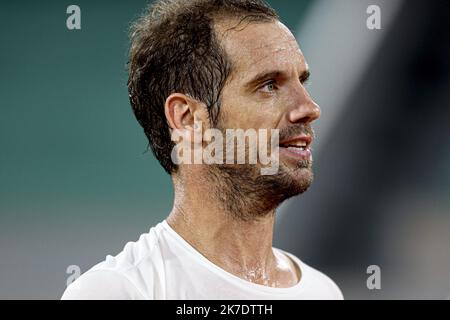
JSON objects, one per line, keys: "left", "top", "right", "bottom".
{"left": 287, "top": 87, "right": 321, "bottom": 124}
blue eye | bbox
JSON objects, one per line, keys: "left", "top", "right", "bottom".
{"left": 260, "top": 80, "right": 277, "bottom": 93}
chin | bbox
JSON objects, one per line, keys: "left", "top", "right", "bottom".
{"left": 281, "top": 162, "right": 314, "bottom": 195}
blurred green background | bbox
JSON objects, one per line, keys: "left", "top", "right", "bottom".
{"left": 0, "top": 0, "right": 313, "bottom": 299}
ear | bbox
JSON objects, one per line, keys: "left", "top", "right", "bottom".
{"left": 164, "top": 93, "right": 208, "bottom": 143}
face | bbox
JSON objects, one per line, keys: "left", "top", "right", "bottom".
{"left": 208, "top": 20, "right": 320, "bottom": 215}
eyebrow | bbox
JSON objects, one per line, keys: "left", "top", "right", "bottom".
{"left": 244, "top": 68, "right": 311, "bottom": 90}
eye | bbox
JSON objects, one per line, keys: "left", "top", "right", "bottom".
{"left": 259, "top": 80, "right": 277, "bottom": 93}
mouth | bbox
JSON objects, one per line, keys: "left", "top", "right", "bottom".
{"left": 279, "top": 135, "right": 313, "bottom": 161}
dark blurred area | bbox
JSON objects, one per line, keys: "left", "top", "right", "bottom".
{"left": 276, "top": 0, "right": 450, "bottom": 299}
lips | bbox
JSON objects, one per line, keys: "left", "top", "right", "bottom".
{"left": 279, "top": 135, "right": 312, "bottom": 160}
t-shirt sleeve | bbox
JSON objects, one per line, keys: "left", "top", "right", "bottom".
{"left": 61, "top": 269, "right": 147, "bottom": 300}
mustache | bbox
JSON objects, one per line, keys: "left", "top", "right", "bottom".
{"left": 278, "top": 123, "right": 315, "bottom": 142}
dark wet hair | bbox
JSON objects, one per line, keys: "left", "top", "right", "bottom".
{"left": 127, "top": 0, "right": 278, "bottom": 173}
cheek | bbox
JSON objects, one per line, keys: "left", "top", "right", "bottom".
{"left": 223, "top": 103, "right": 280, "bottom": 130}
{"left": 219, "top": 83, "right": 284, "bottom": 130}
{"left": 249, "top": 97, "right": 286, "bottom": 131}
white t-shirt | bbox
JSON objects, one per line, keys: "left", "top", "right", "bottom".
{"left": 62, "top": 220, "right": 343, "bottom": 300}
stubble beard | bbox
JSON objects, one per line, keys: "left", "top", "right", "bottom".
{"left": 206, "top": 158, "right": 314, "bottom": 222}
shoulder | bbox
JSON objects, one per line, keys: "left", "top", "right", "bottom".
{"left": 62, "top": 269, "right": 146, "bottom": 300}
{"left": 275, "top": 248, "right": 344, "bottom": 300}
{"left": 302, "top": 263, "right": 344, "bottom": 300}
{"left": 62, "top": 222, "right": 167, "bottom": 300}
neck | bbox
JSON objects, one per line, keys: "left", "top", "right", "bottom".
{"left": 166, "top": 167, "right": 281, "bottom": 284}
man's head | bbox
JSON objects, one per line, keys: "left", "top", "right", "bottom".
{"left": 128, "top": 0, "right": 321, "bottom": 219}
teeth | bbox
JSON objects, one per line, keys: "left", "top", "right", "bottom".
{"left": 281, "top": 141, "right": 307, "bottom": 148}
{"left": 287, "top": 146, "right": 305, "bottom": 151}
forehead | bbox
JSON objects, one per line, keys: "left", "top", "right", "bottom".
{"left": 217, "top": 20, "right": 306, "bottom": 78}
